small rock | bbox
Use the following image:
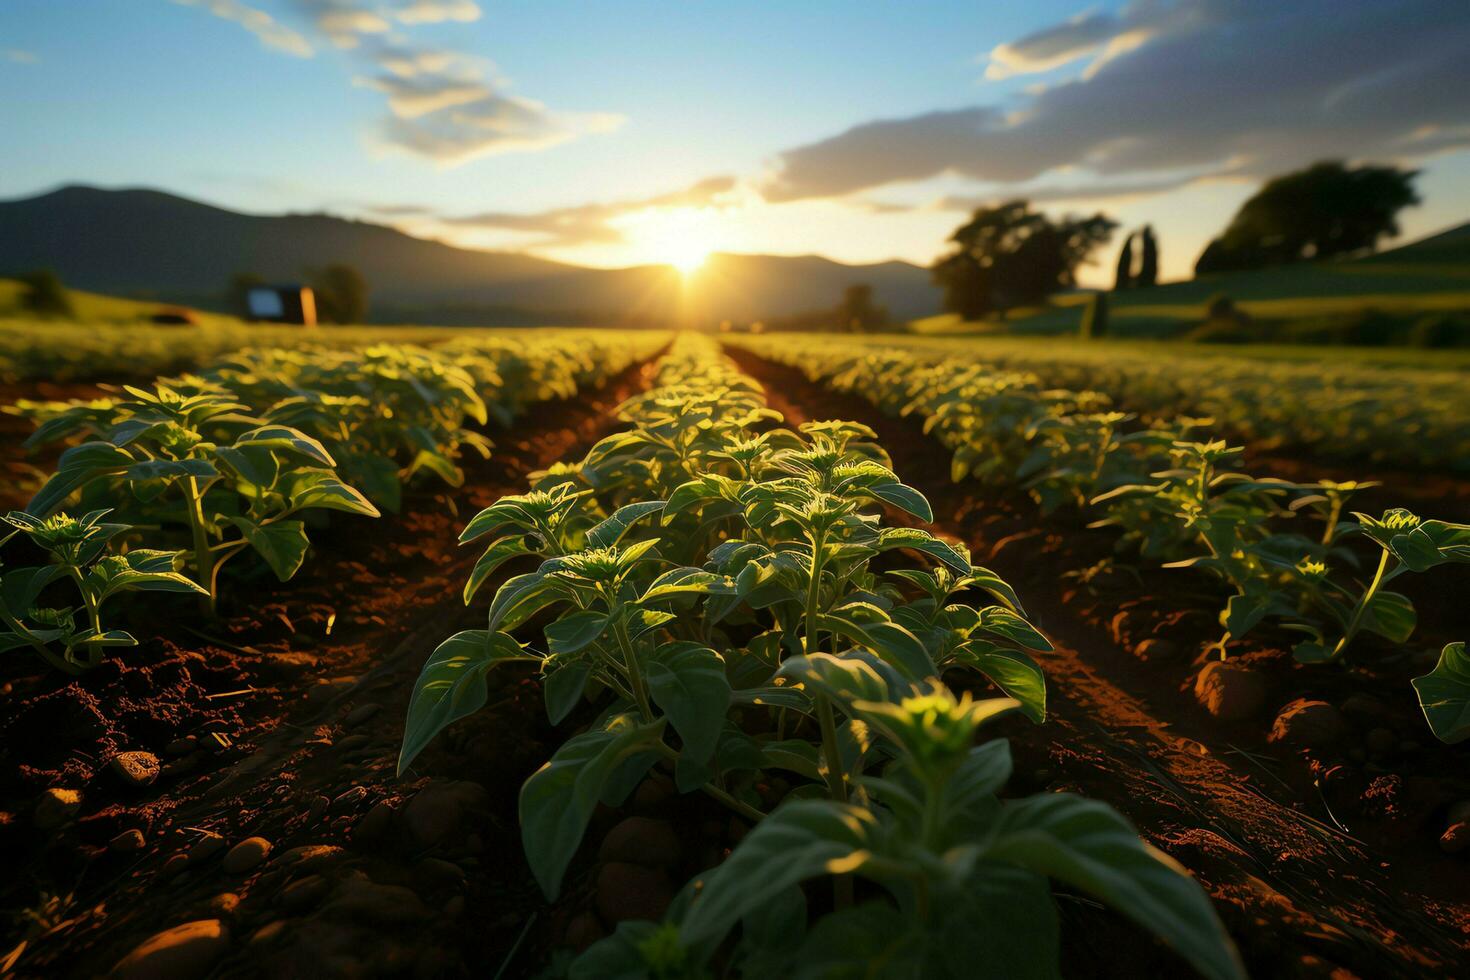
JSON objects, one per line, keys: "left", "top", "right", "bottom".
{"left": 110, "top": 751, "right": 161, "bottom": 788}
{"left": 278, "top": 874, "right": 331, "bottom": 912}
{"left": 415, "top": 857, "right": 467, "bottom": 888}
{"left": 33, "top": 787, "right": 82, "bottom": 829}
{"left": 250, "top": 920, "right": 288, "bottom": 945}
{"left": 110, "top": 829, "right": 147, "bottom": 853}
{"left": 336, "top": 734, "right": 370, "bottom": 751}
{"left": 1133, "top": 638, "right": 1181, "bottom": 663}
{"left": 403, "top": 780, "right": 488, "bottom": 850}
{"left": 562, "top": 911, "right": 605, "bottom": 951}
{"left": 598, "top": 817, "right": 681, "bottom": 870}
{"left": 111, "top": 919, "right": 229, "bottom": 980}
{"left": 596, "top": 862, "right": 675, "bottom": 924}
{"left": 165, "top": 737, "right": 197, "bottom": 757}
{"left": 1194, "top": 662, "right": 1266, "bottom": 721}
{"left": 162, "top": 853, "right": 191, "bottom": 878}
{"left": 353, "top": 800, "right": 396, "bottom": 848}
{"left": 1366, "top": 727, "right": 1398, "bottom": 757}
{"left": 305, "top": 795, "right": 331, "bottom": 823}
{"left": 632, "top": 773, "right": 675, "bottom": 812}
{"left": 271, "top": 844, "right": 347, "bottom": 874}
{"left": 1340, "top": 693, "right": 1391, "bottom": 727}
{"left": 205, "top": 893, "right": 240, "bottom": 916}
{"left": 332, "top": 786, "right": 368, "bottom": 809}
{"left": 1441, "top": 822, "right": 1470, "bottom": 854}
{"left": 344, "top": 703, "right": 381, "bottom": 727}
{"left": 188, "top": 833, "right": 227, "bottom": 864}
{"left": 442, "top": 895, "right": 465, "bottom": 919}
{"left": 1269, "top": 700, "right": 1347, "bottom": 748}
{"left": 222, "top": 837, "right": 272, "bottom": 874}
{"left": 323, "top": 875, "right": 430, "bottom": 925}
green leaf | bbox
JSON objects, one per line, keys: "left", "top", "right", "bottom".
{"left": 820, "top": 613, "right": 936, "bottom": 680}
{"left": 0, "top": 565, "right": 64, "bottom": 619}
{"left": 1222, "top": 592, "right": 1269, "bottom": 639}
{"left": 27, "top": 442, "right": 135, "bottom": 516}
{"left": 975, "top": 607, "right": 1053, "bottom": 652}
{"left": 639, "top": 567, "right": 733, "bottom": 604}
{"left": 966, "top": 565, "right": 1025, "bottom": 615}
{"left": 1361, "top": 590, "right": 1416, "bottom": 643}
{"left": 398, "top": 630, "right": 537, "bottom": 774}
{"left": 125, "top": 458, "right": 218, "bottom": 483}
{"left": 213, "top": 444, "right": 280, "bottom": 490}
{"left": 544, "top": 660, "right": 591, "bottom": 725}
{"left": 958, "top": 641, "right": 1046, "bottom": 723}
{"left": 234, "top": 424, "right": 335, "bottom": 466}
{"left": 288, "top": 473, "right": 381, "bottom": 517}
{"left": 520, "top": 714, "right": 667, "bottom": 899}
{"left": 938, "top": 866, "right": 1060, "bottom": 980}
{"left": 545, "top": 609, "right": 610, "bottom": 655}
{"left": 585, "top": 500, "right": 666, "bottom": 549}
{"left": 984, "top": 793, "right": 1244, "bottom": 980}
{"left": 875, "top": 527, "right": 967, "bottom": 572}
{"left": 89, "top": 550, "right": 207, "bottom": 602}
{"left": 867, "top": 481, "right": 933, "bottom": 522}
{"left": 227, "top": 517, "right": 310, "bottom": 582}
{"left": 464, "top": 535, "right": 534, "bottom": 603}
{"left": 681, "top": 800, "right": 876, "bottom": 948}
{"left": 647, "top": 642, "right": 732, "bottom": 764}
{"left": 789, "top": 903, "right": 925, "bottom": 979}
{"left": 487, "top": 572, "right": 552, "bottom": 631}
{"left": 1412, "top": 642, "right": 1470, "bottom": 743}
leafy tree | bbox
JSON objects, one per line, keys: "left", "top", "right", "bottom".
{"left": 837, "top": 283, "right": 888, "bottom": 333}
{"left": 933, "top": 201, "right": 1117, "bottom": 319}
{"left": 226, "top": 272, "right": 266, "bottom": 318}
{"left": 18, "top": 269, "right": 75, "bottom": 318}
{"left": 310, "top": 264, "right": 370, "bottom": 324}
{"left": 1114, "top": 233, "right": 1134, "bottom": 290}
{"left": 1195, "top": 162, "right": 1420, "bottom": 274}
{"left": 1138, "top": 225, "right": 1158, "bottom": 287}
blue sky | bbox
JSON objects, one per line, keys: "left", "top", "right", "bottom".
{"left": 3, "top": 1, "right": 1469, "bottom": 284}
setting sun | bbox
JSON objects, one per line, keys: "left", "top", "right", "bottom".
{"left": 624, "top": 206, "right": 718, "bottom": 275}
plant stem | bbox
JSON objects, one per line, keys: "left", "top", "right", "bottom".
{"left": 182, "top": 477, "right": 216, "bottom": 616}
{"left": 1331, "top": 548, "right": 1391, "bottom": 661}
{"left": 612, "top": 613, "right": 654, "bottom": 723}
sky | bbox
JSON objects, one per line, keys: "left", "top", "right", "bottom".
{"left": 3, "top": 0, "right": 1470, "bottom": 286}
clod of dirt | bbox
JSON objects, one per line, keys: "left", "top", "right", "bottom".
{"left": 271, "top": 844, "right": 348, "bottom": 875}
{"left": 1132, "top": 638, "right": 1181, "bottom": 663}
{"left": 111, "top": 919, "right": 230, "bottom": 980}
{"left": 1339, "top": 693, "right": 1392, "bottom": 727}
{"left": 414, "top": 857, "right": 467, "bottom": 889}
{"left": 1193, "top": 662, "right": 1266, "bottom": 721}
{"left": 110, "top": 829, "right": 146, "bottom": 853}
{"left": 632, "top": 773, "right": 675, "bottom": 812}
{"left": 1366, "top": 727, "right": 1399, "bottom": 757}
{"left": 343, "top": 702, "right": 381, "bottom": 727}
{"left": 1269, "top": 699, "right": 1347, "bottom": 748}
{"left": 598, "top": 817, "right": 681, "bottom": 870}
{"left": 562, "top": 911, "right": 606, "bottom": 951}
{"left": 402, "top": 780, "right": 488, "bottom": 850}
{"left": 1440, "top": 822, "right": 1470, "bottom": 854}
{"left": 322, "top": 873, "right": 431, "bottom": 925}
{"left": 278, "top": 874, "right": 332, "bottom": 913}
{"left": 188, "top": 833, "right": 227, "bottom": 865}
{"left": 352, "top": 799, "right": 396, "bottom": 848}
{"left": 33, "top": 787, "right": 82, "bottom": 829}
{"left": 205, "top": 893, "right": 240, "bottom": 917}
{"left": 595, "top": 861, "right": 676, "bottom": 924}
{"left": 110, "top": 751, "right": 161, "bottom": 788}
{"left": 222, "top": 836, "right": 273, "bottom": 873}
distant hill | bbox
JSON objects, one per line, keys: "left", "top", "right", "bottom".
{"left": 0, "top": 185, "right": 940, "bottom": 325}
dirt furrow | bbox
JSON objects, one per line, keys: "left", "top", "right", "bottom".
{"left": 0, "top": 359, "right": 655, "bottom": 978}
{"left": 729, "top": 346, "right": 1470, "bottom": 979}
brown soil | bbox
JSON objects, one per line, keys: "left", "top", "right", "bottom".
{"left": 728, "top": 347, "right": 1470, "bottom": 980}
{"left": 0, "top": 361, "right": 654, "bottom": 978}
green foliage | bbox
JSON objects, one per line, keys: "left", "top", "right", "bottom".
{"left": 310, "top": 263, "right": 370, "bottom": 324}
{"left": 404, "top": 335, "right": 1240, "bottom": 977}
{"left": 17, "top": 269, "right": 75, "bottom": 318}
{"left": 932, "top": 200, "right": 1117, "bottom": 318}
{"left": 1196, "top": 161, "right": 1419, "bottom": 274}
{"left": 0, "top": 510, "right": 204, "bottom": 672}
{"left": 1080, "top": 291, "right": 1109, "bottom": 339}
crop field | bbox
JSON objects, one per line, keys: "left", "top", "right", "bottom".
{"left": 1, "top": 320, "right": 1468, "bottom": 979}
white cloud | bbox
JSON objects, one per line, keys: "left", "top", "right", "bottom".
{"left": 172, "top": 0, "right": 314, "bottom": 57}
{"left": 767, "top": 0, "right": 1470, "bottom": 203}
{"left": 3, "top": 48, "right": 40, "bottom": 65}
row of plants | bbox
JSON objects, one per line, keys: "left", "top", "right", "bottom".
{"left": 2, "top": 332, "right": 666, "bottom": 672}
{"left": 865, "top": 335, "right": 1470, "bottom": 472}
{"left": 725, "top": 336, "right": 1470, "bottom": 744}
{"left": 401, "top": 334, "right": 1244, "bottom": 979}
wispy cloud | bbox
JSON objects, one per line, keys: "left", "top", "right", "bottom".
{"left": 294, "top": 0, "right": 622, "bottom": 164}
{"left": 171, "top": 0, "right": 314, "bottom": 58}
{"left": 375, "top": 176, "right": 739, "bottom": 247}
{"left": 766, "top": 0, "right": 1470, "bottom": 204}
{"left": 4, "top": 48, "right": 40, "bottom": 65}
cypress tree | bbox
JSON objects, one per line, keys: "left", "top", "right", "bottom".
{"left": 1138, "top": 225, "right": 1159, "bottom": 287}
{"left": 1114, "top": 233, "right": 1134, "bottom": 290}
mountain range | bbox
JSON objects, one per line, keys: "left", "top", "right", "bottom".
{"left": 0, "top": 185, "right": 941, "bottom": 325}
